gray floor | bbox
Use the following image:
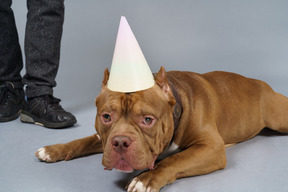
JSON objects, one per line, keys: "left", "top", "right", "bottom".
{"left": 1, "top": 1, "right": 288, "bottom": 192}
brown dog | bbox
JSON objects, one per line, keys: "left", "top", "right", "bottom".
{"left": 36, "top": 67, "right": 288, "bottom": 192}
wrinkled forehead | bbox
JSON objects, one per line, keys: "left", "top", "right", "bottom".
{"left": 96, "top": 89, "right": 125, "bottom": 113}
{"left": 96, "top": 85, "right": 166, "bottom": 115}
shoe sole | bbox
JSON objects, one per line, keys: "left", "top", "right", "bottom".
{"left": 20, "top": 111, "right": 77, "bottom": 129}
{"left": 0, "top": 110, "right": 21, "bottom": 122}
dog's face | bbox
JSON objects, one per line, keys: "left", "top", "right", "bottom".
{"left": 95, "top": 68, "right": 175, "bottom": 172}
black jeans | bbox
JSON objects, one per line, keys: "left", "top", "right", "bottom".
{"left": 0, "top": 0, "right": 64, "bottom": 98}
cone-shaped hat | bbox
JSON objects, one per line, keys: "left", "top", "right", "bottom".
{"left": 107, "top": 16, "right": 155, "bottom": 93}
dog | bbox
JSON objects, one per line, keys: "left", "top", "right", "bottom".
{"left": 36, "top": 67, "right": 288, "bottom": 192}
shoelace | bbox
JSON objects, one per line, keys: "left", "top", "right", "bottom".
{"left": 31, "top": 95, "right": 63, "bottom": 115}
{"left": 0, "top": 82, "right": 15, "bottom": 105}
{"left": 42, "top": 95, "right": 63, "bottom": 111}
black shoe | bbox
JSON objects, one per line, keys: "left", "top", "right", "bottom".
{"left": 21, "top": 95, "right": 77, "bottom": 128}
{"left": 0, "top": 82, "right": 24, "bottom": 122}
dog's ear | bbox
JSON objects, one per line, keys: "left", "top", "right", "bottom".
{"left": 155, "top": 67, "right": 175, "bottom": 105}
{"left": 155, "top": 67, "right": 168, "bottom": 90}
{"left": 102, "top": 68, "right": 110, "bottom": 88}
{"left": 96, "top": 68, "right": 110, "bottom": 107}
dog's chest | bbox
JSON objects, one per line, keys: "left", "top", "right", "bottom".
{"left": 158, "top": 142, "right": 180, "bottom": 160}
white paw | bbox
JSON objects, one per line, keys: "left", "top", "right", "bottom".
{"left": 127, "top": 178, "right": 156, "bottom": 192}
{"left": 36, "top": 147, "right": 51, "bottom": 162}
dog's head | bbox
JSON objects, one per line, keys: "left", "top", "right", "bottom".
{"left": 95, "top": 67, "right": 175, "bottom": 172}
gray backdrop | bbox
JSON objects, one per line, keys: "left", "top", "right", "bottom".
{"left": 1, "top": 1, "right": 288, "bottom": 192}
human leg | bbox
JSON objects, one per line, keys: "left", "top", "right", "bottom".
{"left": 0, "top": 0, "right": 25, "bottom": 122}
{"left": 21, "top": 0, "right": 76, "bottom": 128}
{"left": 23, "top": 0, "right": 65, "bottom": 98}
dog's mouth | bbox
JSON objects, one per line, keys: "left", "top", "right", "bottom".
{"left": 114, "top": 158, "right": 134, "bottom": 173}
{"left": 104, "top": 155, "right": 157, "bottom": 173}
{"left": 103, "top": 157, "right": 135, "bottom": 173}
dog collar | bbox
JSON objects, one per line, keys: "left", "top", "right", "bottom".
{"left": 168, "top": 80, "right": 183, "bottom": 132}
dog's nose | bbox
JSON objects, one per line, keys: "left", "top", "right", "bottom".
{"left": 112, "top": 136, "right": 132, "bottom": 153}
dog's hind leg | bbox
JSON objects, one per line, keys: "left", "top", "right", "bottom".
{"left": 262, "top": 89, "right": 288, "bottom": 133}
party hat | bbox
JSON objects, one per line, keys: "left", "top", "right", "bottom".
{"left": 107, "top": 16, "right": 155, "bottom": 93}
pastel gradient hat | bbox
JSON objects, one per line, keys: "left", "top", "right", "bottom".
{"left": 107, "top": 16, "right": 155, "bottom": 93}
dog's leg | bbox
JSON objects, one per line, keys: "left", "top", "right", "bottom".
{"left": 263, "top": 90, "right": 288, "bottom": 133}
{"left": 127, "top": 133, "right": 226, "bottom": 192}
{"left": 35, "top": 134, "right": 103, "bottom": 162}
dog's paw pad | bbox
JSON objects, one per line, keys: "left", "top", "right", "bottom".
{"left": 36, "top": 147, "right": 51, "bottom": 162}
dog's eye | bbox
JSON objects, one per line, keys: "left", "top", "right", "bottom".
{"left": 102, "top": 114, "right": 111, "bottom": 123}
{"left": 143, "top": 117, "right": 153, "bottom": 125}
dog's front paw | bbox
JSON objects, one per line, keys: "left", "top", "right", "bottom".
{"left": 127, "top": 170, "right": 170, "bottom": 192}
{"left": 36, "top": 148, "right": 52, "bottom": 162}
{"left": 127, "top": 177, "right": 157, "bottom": 192}
{"left": 35, "top": 144, "right": 70, "bottom": 163}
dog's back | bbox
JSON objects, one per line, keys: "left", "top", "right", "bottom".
{"left": 166, "top": 70, "right": 288, "bottom": 145}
